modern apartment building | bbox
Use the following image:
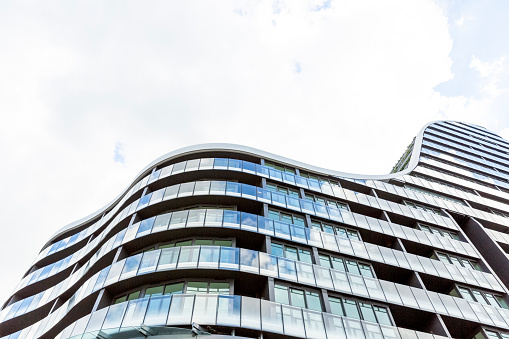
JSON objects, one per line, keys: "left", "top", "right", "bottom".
{"left": 2, "top": 121, "right": 509, "bottom": 339}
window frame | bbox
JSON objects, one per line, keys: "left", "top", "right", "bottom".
{"left": 266, "top": 181, "right": 301, "bottom": 198}
{"left": 404, "top": 200, "right": 442, "bottom": 215}
{"left": 112, "top": 279, "right": 234, "bottom": 304}
{"left": 268, "top": 208, "right": 306, "bottom": 227}
{"left": 305, "top": 193, "right": 349, "bottom": 211}
{"left": 311, "top": 220, "right": 361, "bottom": 240}
{"left": 318, "top": 252, "right": 375, "bottom": 278}
{"left": 434, "top": 251, "right": 482, "bottom": 271}
{"left": 452, "top": 285, "right": 509, "bottom": 309}
{"left": 328, "top": 294, "right": 393, "bottom": 326}
{"left": 271, "top": 242, "right": 314, "bottom": 264}
{"left": 274, "top": 282, "right": 322, "bottom": 311}
{"left": 417, "top": 223, "right": 460, "bottom": 241}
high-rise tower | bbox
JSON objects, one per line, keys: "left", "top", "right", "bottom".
{"left": 2, "top": 121, "right": 509, "bottom": 339}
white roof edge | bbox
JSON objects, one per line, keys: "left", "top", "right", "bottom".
{"left": 45, "top": 120, "right": 436, "bottom": 246}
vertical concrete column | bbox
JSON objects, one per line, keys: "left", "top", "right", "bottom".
{"left": 266, "top": 278, "right": 275, "bottom": 302}
{"left": 262, "top": 203, "right": 269, "bottom": 218}
{"left": 320, "top": 289, "right": 332, "bottom": 313}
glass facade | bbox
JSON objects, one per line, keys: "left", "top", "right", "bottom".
{"left": 2, "top": 121, "right": 509, "bottom": 339}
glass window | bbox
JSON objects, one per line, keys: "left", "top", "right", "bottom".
{"left": 345, "top": 260, "right": 361, "bottom": 275}
{"left": 342, "top": 299, "right": 360, "bottom": 319}
{"left": 268, "top": 209, "right": 306, "bottom": 227}
{"left": 145, "top": 286, "right": 164, "bottom": 296}
{"left": 164, "top": 282, "right": 184, "bottom": 295}
{"left": 359, "top": 303, "right": 377, "bottom": 323}
{"left": 290, "top": 288, "right": 306, "bottom": 308}
{"left": 275, "top": 284, "right": 290, "bottom": 305}
{"left": 299, "top": 249, "right": 312, "bottom": 264}
{"left": 114, "top": 295, "right": 127, "bottom": 304}
{"left": 271, "top": 243, "right": 284, "bottom": 257}
{"left": 435, "top": 251, "right": 481, "bottom": 271}
{"left": 358, "top": 263, "right": 374, "bottom": 278}
{"left": 215, "top": 240, "right": 233, "bottom": 247}
{"left": 329, "top": 296, "right": 344, "bottom": 316}
{"left": 271, "top": 242, "right": 312, "bottom": 263}
{"left": 209, "top": 282, "right": 230, "bottom": 294}
{"left": 195, "top": 239, "right": 214, "bottom": 245}
{"left": 187, "top": 281, "right": 208, "bottom": 294}
{"left": 275, "top": 284, "right": 321, "bottom": 311}
{"left": 373, "top": 306, "right": 391, "bottom": 325}
{"left": 319, "top": 254, "right": 331, "bottom": 268}
{"left": 306, "top": 291, "right": 322, "bottom": 311}
{"left": 128, "top": 291, "right": 140, "bottom": 301}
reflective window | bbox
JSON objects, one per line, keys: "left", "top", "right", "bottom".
{"left": 113, "top": 290, "right": 141, "bottom": 304}
{"left": 484, "top": 330, "right": 509, "bottom": 339}
{"left": 274, "top": 283, "right": 322, "bottom": 311}
{"left": 405, "top": 184, "right": 466, "bottom": 206}
{"left": 305, "top": 194, "right": 349, "bottom": 210}
{"left": 453, "top": 285, "right": 509, "bottom": 309}
{"left": 319, "top": 254, "right": 374, "bottom": 278}
{"left": 404, "top": 201, "right": 442, "bottom": 215}
{"left": 311, "top": 220, "right": 360, "bottom": 240}
{"left": 155, "top": 238, "right": 232, "bottom": 249}
{"left": 266, "top": 182, "right": 300, "bottom": 197}
{"left": 417, "top": 223, "right": 460, "bottom": 240}
{"left": 164, "top": 282, "right": 184, "bottom": 295}
{"left": 329, "top": 296, "right": 392, "bottom": 325}
{"left": 265, "top": 161, "right": 296, "bottom": 174}
{"left": 186, "top": 281, "right": 230, "bottom": 294}
{"left": 434, "top": 251, "right": 482, "bottom": 271}
{"left": 268, "top": 209, "right": 305, "bottom": 227}
{"left": 271, "top": 243, "right": 312, "bottom": 264}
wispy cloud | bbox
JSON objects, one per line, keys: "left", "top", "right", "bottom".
{"left": 113, "top": 142, "right": 126, "bottom": 164}
{"left": 1, "top": 0, "right": 507, "bottom": 306}
{"left": 313, "top": 0, "right": 331, "bottom": 12}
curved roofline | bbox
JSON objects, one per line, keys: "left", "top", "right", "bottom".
{"left": 46, "top": 120, "right": 435, "bottom": 246}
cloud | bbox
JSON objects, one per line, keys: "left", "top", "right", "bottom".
{"left": 113, "top": 142, "right": 126, "bottom": 164}
{"left": 0, "top": 0, "right": 471, "bottom": 306}
{"left": 438, "top": 54, "right": 509, "bottom": 129}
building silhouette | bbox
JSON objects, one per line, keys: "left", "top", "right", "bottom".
{"left": 2, "top": 121, "right": 509, "bottom": 338}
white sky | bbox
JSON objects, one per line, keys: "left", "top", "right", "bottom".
{"left": 1, "top": 0, "right": 509, "bottom": 307}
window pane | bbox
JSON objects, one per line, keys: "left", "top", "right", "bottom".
{"left": 176, "top": 240, "right": 192, "bottom": 247}
{"left": 275, "top": 285, "right": 289, "bottom": 305}
{"left": 345, "top": 260, "right": 361, "bottom": 275}
{"left": 359, "top": 303, "right": 377, "bottom": 323}
{"left": 145, "top": 286, "right": 164, "bottom": 296}
{"left": 329, "top": 297, "right": 344, "bottom": 316}
{"left": 285, "top": 247, "right": 299, "bottom": 261}
{"left": 271, "top": 243, "right": 284, "bottom": 257}
{"left": 374, "top": 306, "right": 392, "bottom": 325}
{"left": 290, "top": 288, "right": 306, "bottom": 308}
{"left": 319, "top": 255, "right": 331, "bottom": 268}
{"left": 164, "top": 282, "right": 184, "bottom": 295}
{"left": 359, "top": 263, "right": 374, "bottom": 278}
{"left": 195, "top": 239, "right": 214, "bottom": 245}
{"left": 128, "top": 291, "right": 140, "bottom": 301}
{"left": 306, "top": 292, "right": 322, "bottom": 311}
{"left": 293, "top": 216, "right": 305, "bottom": 227}
{"left": 281, "top": 213, "right": 293, "bottom": 224}
{"left": 214, "top": 240, "right": 232, "bottom": 247}
{"left": 114, "top": 296, "right": 127, "bottom": 304}
{"left": 187, "top": 282, "right": 208, "bottom": 294}
{"left": 299, "top": 249, "right": 312, "bottom": 264}
{"left": 331, "top": 257, "right": 345, "bottom": 271}
{"left": 343, "top": 299, "right": 360, "bottom": 319}
{"left": 209, "top": 283, "right": 230, "bottom": 294}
